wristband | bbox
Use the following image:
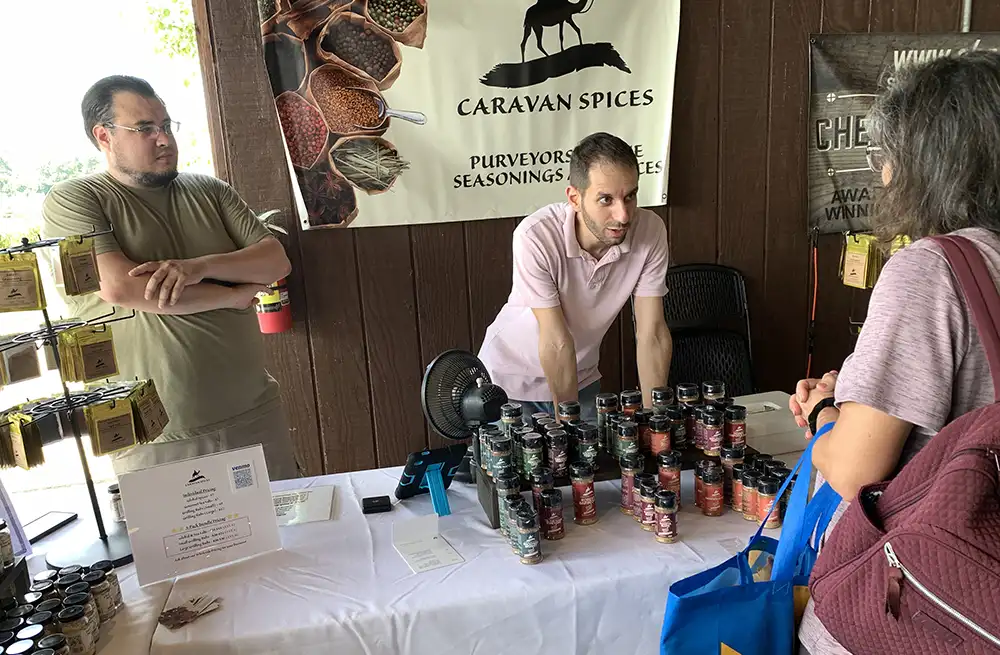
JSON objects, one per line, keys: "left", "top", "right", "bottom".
{"left": 808, "top": 397, "right": 837, "bottom": 436}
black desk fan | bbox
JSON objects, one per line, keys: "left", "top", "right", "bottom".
{"left": 421, "top": 350, "right": 508, "bottom": 484}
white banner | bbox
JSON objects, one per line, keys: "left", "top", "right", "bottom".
{"left": 261, "top": 0, "right": 680, "bottom": 228}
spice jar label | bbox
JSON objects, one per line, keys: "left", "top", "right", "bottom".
{"left": 655, "top": 511, "right": 678, "bottom": 543}
{"left": 571, "top": 480, "right": 597, "bottom": 522}
{"left": 703, "top": 485, "right": 725, "bottom": 517}
{"left": 620, "top": 474, "right": 634, "bottom": 514}
{"left": 641, "top": 500, "right": 657, "bottom": 528}
{"left": 726, "top": 422, "right": 747, "bottom": 446}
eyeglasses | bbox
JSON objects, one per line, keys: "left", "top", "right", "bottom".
{"left": 865, "top": 144, "right": 884, "bottom": 173}
{"left": 103, "top": 121, "right": 180, "bottom": 138}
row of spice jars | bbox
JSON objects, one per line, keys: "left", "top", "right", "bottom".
{"left": 480, "top": 409, "right": 601, "bottom": 483}
{"left": 619, "top": 454, "right": 680, "bottom": 543}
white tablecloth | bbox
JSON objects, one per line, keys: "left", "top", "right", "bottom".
{"left": 92, "top": 469, "right": 770, "bottom": 655}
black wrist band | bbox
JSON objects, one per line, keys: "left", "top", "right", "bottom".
{"left": 808, "top": 397, "right": 837, "bottom": 435}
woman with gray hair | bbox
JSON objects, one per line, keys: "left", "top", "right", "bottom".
{"left": 790, "top": 50, "right": 1000, "bottom": 653}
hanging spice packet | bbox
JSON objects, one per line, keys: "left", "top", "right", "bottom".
{"left": 58, "top": 326, "right": 118, "bottom": 383}
{"left": 0, "top": 418, "right": 15, "bottom": 469}
{"left": 85, "top": 398, "right": 136, "bottom": 456}
{"left": 8, "top": 413, "right": 45, "bottom": 470}
{"left": 130, "top": 380, "right": 169, "bottom": 443}
{"left": 59, "top": 237, "right": 101, "bottom": 296}
{"left": 0, "top": 252, "right": 45, "bottom": 313}
{"left": 0, "top": 338, "right": 41, "bottom": 385}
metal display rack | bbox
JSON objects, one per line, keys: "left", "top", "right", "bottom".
{"left": 0, "top": 231, "right": 138, "bottom": 568}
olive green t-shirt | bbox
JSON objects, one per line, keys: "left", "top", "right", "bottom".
{"left": 41, "top": 171, "right": 280, "bottom": 438}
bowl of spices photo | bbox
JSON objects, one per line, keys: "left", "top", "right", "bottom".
{"left": 295, "top": 168, "right": 359, "bottom": 228}
{"left": 274, "top": 91, "right": 330, "bottom": 169}
{"left": 316, "top": 10, "right": 403, "bottom": 89}
{"left": 329, "top": 135, "right": 411, "bottom": 195}
{"left": 307, "top": 63, "right": 389, "bottom": 138}
{"left": 361, "top": 0, "right": 428, "bottom": 49}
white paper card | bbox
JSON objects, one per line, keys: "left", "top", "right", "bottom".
{"left": 392, "top": 515, "right": 464, "bottom": 574}
{"left": 272, "top": 486, "right": 335, "bottom": 526}
{"left": 119, "top": 445, "right": 282, "bottom": 586}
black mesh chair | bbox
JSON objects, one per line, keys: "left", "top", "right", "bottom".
{"left": 659, "top": 264, "right": 755, "bottom": 397}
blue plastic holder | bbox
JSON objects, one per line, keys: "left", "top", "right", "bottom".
{"left": 424, "top": 462, "right": 451, "bottom": 516}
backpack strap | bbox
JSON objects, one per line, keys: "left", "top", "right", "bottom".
{"left": 930, "top": 234, "right": 1000, "bottom": 403}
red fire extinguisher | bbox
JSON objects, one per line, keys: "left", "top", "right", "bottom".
{"left": 255, "top": 278, "right": 292, "bottom": 334}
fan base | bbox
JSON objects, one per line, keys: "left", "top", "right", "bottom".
{"left": 453, "top": 446, "right": 475, "bottom": 484}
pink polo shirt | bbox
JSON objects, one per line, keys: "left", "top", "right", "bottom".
{"left": 478, "top": 202, "right": 669, "bottom": 401}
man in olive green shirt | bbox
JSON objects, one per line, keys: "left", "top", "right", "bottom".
{"left": 42, "top": 75, "right": 298, "bottom": 479}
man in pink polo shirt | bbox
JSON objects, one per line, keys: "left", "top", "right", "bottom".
{"left": 478, "top": 132, "right": 672, "bottom": 421}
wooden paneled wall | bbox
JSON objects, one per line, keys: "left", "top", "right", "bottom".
{"left": 198, "top": 0, "right": 1000, "bottom": 476}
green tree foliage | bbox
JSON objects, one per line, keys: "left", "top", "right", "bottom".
{"left": 0, "top": 158, "right": 12, "bottom": 196}
{"left": 35, "top": 157, "right": 103, "bottom": 195}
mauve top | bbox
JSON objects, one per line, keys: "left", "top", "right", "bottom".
{"left": 800, "top": 227, "right": 1000, "bottom": 654}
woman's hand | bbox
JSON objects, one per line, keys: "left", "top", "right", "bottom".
{"left": 789, "top": 371, "right": 838, "bottom": 433}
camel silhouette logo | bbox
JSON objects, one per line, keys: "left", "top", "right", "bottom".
{"left": 481, "top": 0, "right": 630, "bottom": 89}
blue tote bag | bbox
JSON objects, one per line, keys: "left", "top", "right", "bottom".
{"left": 660, "top": 426, "right": 842, "bottom": 655}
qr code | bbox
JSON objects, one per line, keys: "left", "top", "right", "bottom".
{"left": 230, "top": 463, "right": 255, "bottom": 491}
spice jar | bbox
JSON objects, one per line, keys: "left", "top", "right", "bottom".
{"left": 619, "top": 453, "right": 642, "bottom": 515}
{"left": 27, "top": 610, "right": 56, "bottom": 636}
{"left": 702, "top": 409, "right": 724, "bottom": 456}
{"left": 694, "top": 460, "right": 708, "bottom": 508}
{"left": 513, "top": 425, "right": 534, "bottom": 474}
{"left": 607, "top": 413, "right": 624, "bottom": 453}
{"left": 651, "top": 386, "right": 675, "bottom": 414}
{"left": 495, "top": 473, "right": 522, "bottom": 544}
{"left": 657, "top": 451, "right": 682, "bottom": 510}
{"left": 654, "top": 490, "right": 679, "bottom": 543}
{"left": 702, "top": 466, "right": 725, "bottom": 517}
{"left": 490, "top": 436, "right": 514, "bottom": 480}
{"left": 570, "top": 462, "right": 598, "bottom": 525}
{"left": 16, "top": 622, "right": 43, "bottom": 642}
{"left": 517, "top": 508, "right": 543, "bottom": 565}
{"left": 634, "top": 409, "right": 654, "bottom": 452}
{"left": 751, "top": 453, "right": 773, "bottom": 472}
{"left": 479, "top": 425, "right": 499, "bottom": 475}
{"left": 57, "top": 566, "right": 84, "bottom": 578}
{"left": 679, "top": 404, "right": 696, "bottom": 449}
{"left": 616, "top": 421, "right": 639, "bottom": 458}
{"left": 506, "top": 497, "right": 529, "bottom": 554}
{"left": 537, "top": 418, "right": 559, "bottom": 438}
{"left": 521, "top": 433, "right": 545, "bottom": 479}
{"left": 620, "top": 390, "right": 642, "bottom": 416}
{"left": 675, "top": 382, "right": 700, "bottom": 405}
{"left": 539, "top": 489, "right": 565, "bottom": 540}
{"left": 0, "top": 519, "right": 13, "bottom": 568}
{"left": 720, "top": 445, "right": 744, "bottom": 505}
{"left": 21, "top": 592, "right": 42, "bottom": 607}
{"left": 724, "top": 405, "right": 747, "bottom": 447}
{"left": 692, "top": 406, "right": 706, "bottom": 451}
{"left": 640, "top": 481, "right": 658, "bottom": 531}
{"left": 595, "top": 393, "right": 619, "bottom": 452}
{"left": 757, "top": 475, "right": 782, "bottom": 528}
{"left": 772, "top": 468, "right": 793, "bottom": 520}
{"left": 557, "top": 400, "right": 581, "bottom": 425}
{"left": 575, "top": 423, "right": 600, "bottom": 470}
{"left": 545, "top": 430, "right": 570, "bottom": 478}
{"left": 106, "top": 484, "right": 125, "bottom": 524}
{"left": 7, "top": 606, "right": 33, "bottom": 621}
{"left": 730, "top": 463, "right": 745, "bottom": 512}
{"left": 30, "top": 581, "right": 56, "bottom": 600}
{"left": 633, "top": 473, "right": 656, "bottom": 522}
{"left": 88, "top": 562, "right": 121, "bottom": 609}
{"left": 742, "top": 469, "right": 761, "bottom": 521}
{"left": 6, "top": 640, "right": 34, "bottom": 655}
{"left": 649, "top": 416, "right": 671, "bottom": 456}
{"left": 62, "top": 590, "right": 98, "bottom": 645}
{"left": 33, "top": 571, "right": 58, "bottom": 585}
{"left": 56, "top": 605, "right": 94, "bottom": 655}
{"left": 763, "top": 460, "right": 787, "bottom": 478}
{"left": 501, "top": 402, "right": 522, "bottom": 436}
{"left": 664, "top": 405, "right": 687, "bottom": 450}
{"left": 702, "top": 380, "right": 726, "bottom": 402}
{"left": 530, "top": 467, "right": 554, "bottom": 514}
{"left": 529, "top": 412, "right": 551, "bottom": 432}
{"left": 38, "top": 633, "right": 70, "bottom": 655}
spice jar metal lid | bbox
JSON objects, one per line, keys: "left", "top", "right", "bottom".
{"left": 617, "top": 421, "right": 638, "bottom": 437}
{"left": 718, "top": 397, "right": 736, "bottom": 407}
{"left": 16, "top": 622, "right": 43, "bottom": 641}
{"left": 545, "top": 430, "right": 568, "bottom": 446}
{"left": 56, "top": 606, "right": 84, "bottom": 623}
{"left": 54, "top": 574, "right": 82, "bottom": 591}
{"left": 28, "top": 581, "right": 53, "bottom": 595}
{"left": 6, "top": 606, "right": 32, "bottom": 619}
{"left": 619, "top": 453, "right": 642, "bottom": 471}
{"left": 633, "top": 408, "right": 653, "bottom": 425}
{"left": 608, "top": 413, "right": 624, "bottom": 428}
{"left": 640, "top": 480, "right": 659, "bottom": 496}
{"left": 31, "top": 571, "right": 58, "bottom": 585}
{"left": 731, "top": 463, "right": 745, "bottom": 478}
{"left": 57, "top": 566, "right": 83, "bottom": 578}
{"left": 720, "top": 445, "right": 745, "bottom": 460}
{"left": 620, "top": 390, "right": 642, "bottom": 405}
{"left": 557, "top": 400, "right": 581, "bottom": 415}
{"left": 500, "top": 402, "right": 522, "bottom": 419}
{"left": 576, "top": 424, "right": 598, "bottom": 441}
{"left": 543, "top": 422, "right": 564, "bottom": 434}
{"left": 108, "top": 483, "right": 120, "bottom": 495}
{"left": 34, "top": 600, "right": 61, "bottom": 615}
{"left": 26, "top": 610, "right": 53, "bottom": 626}
{"left": 64, "top": 582, "right": 90, "bottom": 598}
{"left": 569, "top": 462, "right": 593, "bottom": 479}
{"left": 564, "top": 419, "right": 585, "bottom": 436}
{"left": 769, "top": 466, "right": 792, "bottom": 481}
{"left": 649, "top": 415, "right": 670, "bottom": 432}
{"left": 635, "top": 472, "right": 657, "bottom": 488}
{"left": 89, "top": 560, "right": 113, "bottom": 574}
{"left": 664, "top": 405, "right": 684, "bottom": 420}
{"left": 752, "top": 454, "right": 774, "bottom": 471}
{"left": 491, "top": 436, "right": 513, "bottom": 453}
{"left": 20, "top": 592, "right": 42, "bottom": 606}
{"left": 38, "top": 633, "right": 67, "bottom": 649}
{"left": 495, "top": 473, "right": 521, "bottom": 492}
{"left": 530, "top": 412, "right": 551, "bottom": 423}
{"left": 703, "top": 409, "right": 724, "bottom": 426}
{"left": 655, "top": 489, "right": 677, "bottom": 509}
{"left": 540, "top": 488, "right": 562, "bottom": 507}
{"left": 725, "top": 405, "right": 748, "bottom": 420}
{"left": 6, "top": 639, "right": 33, "bottom": 655}
{"left": 522, "top": 433, "right": 544, "bottom": 449}
{"left": 651, "top": 386, "right": 674, "bottom": 405}
{"left": 530, "top": 467, "right": 554, "bottom": 486}
{"left": 657, "top": 451, "right": 681, "bottom": 468}
{"left": 763, "top": 460, "right": 787, "bottom": 476}
{"left": 757, "top": 474, "right": 781, "bottom": 495}
{"left": 595, "top": 392, "right": 619, "bottom": 407}
{"left": 675, "top": 383, "right": 700, "bottom": 402}
{"left": 0, "top": 619, "right": 22, "bottom": 633}
{"left": 741, "top": 468, "right": 761, "bottom": 486}
{"left": 62, "top": 594, "right": 89, "bottom": 609}
{"left": 516, "top": 510, "right": 538, "bottom": 529}
{"left": 703, "top": 466, "right": 724, "bottom": 484}
{"left": 513, "top": 425, "right": 534, "bottom": 437}
{"left": 701, "top": 380, "right": 726, "bottom": 397}
{"left": 480, "top": 424, "right": 502, "bottom": 438}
